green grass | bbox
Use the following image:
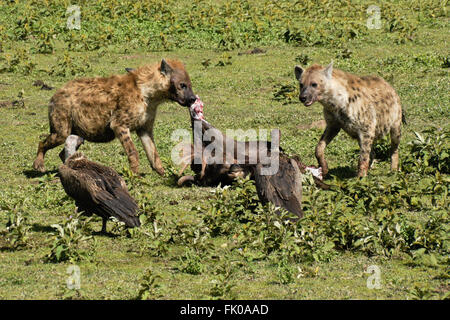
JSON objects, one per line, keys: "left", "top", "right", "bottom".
{"left": 0, "top": 0, "right": 449, "bottom": 300}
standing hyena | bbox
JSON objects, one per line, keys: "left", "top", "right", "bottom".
{"left": 33, "top": 59, "right": 196, "bottom": 175}
{"left": 294, "top": 62, "right": 402, "bottom": 177}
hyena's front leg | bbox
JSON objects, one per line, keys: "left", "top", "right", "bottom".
{"left": 357, "top": 134, "right": 374, "bottom": 177}
{"left": 112, "top": 125, "right": 140, "bottom": 174}
{"left": 315, "top": 125, "right": 341, "bottom": 177}
{"left": 137, "top": 128, "right": 165, "bottom": 176}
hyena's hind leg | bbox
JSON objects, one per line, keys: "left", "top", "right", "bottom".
{"left": 33, "top": 130, "right": 70, "bottom": 172}
{"left": 389, "top": 124, "right": 401, "bottom": 171}
{"left": 33, "top": 105, "right": 73, "bottom": 172}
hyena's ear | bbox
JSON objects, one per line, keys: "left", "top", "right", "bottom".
{"left": 323, "top": 62, "right": 333, "bottom": 79}
{"left": 160, "top": 59, "right": 173, "bottom": 76}
{"left": 294, "top": 65, "right": 303, "bottom": 80}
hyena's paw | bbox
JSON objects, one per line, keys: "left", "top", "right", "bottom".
{"left": 318, "top": 162, "right": 328, "bottom": 177}
{"left": 391, "top": 154, "right": 400, "bottom": 171}
{"left": 155, "top": 166, "right": 165, "bottom": 176}
{"left": 357, "top": 171, "right": 367, "bottom": 178}
{"left": 33, "top": 158, "right": 46, "bottom": 172}
{"left": 130, "top": 163, "right": 140, "bottom": 175}
{"left": 152, "top": 157, "right": 165, "bottom": 176}
{"left": 357, "top": 165, "right": 369, "bottom": 178}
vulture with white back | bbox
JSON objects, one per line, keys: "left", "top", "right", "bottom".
{"left": 58, "top": 135, "right": 140, "bottom": 233}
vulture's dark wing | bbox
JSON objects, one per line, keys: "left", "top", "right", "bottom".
{"left": 253, "top": 156, "right": 303, "bottom": 218}
{"left": 58, "top": 155, "right": 140, "bottom": 228}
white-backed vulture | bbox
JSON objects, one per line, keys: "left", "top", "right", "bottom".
{"left": 58, "top": 135, "right": 140, "bottom": 233}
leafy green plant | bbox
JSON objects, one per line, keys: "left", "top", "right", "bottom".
{"left": 137, "top": 268, "right": 162, "bottom": 300}
{"left": 272, "top": 82, "right": 298, "bottom": 104}
{"left": 209, "top": 260, "right": 236, "bottom": 300}
{"left": 408, "top": 284, "right": 436, "bottom": 300}
{"left": 178, "top": 248, "right": 205, "bottom": 275}
{"left": 200, "top": 176, "right": 260, "bottom": 237}
{"left": 170, "top": 218, "right": 213, "bottom": 255}
{"left": 215, "top": 53, "right": 233, "bottom": 66}
{"left": 0, "top": 48, "right": 35, "bottom": 75}
{"left": 402, "top": 129, "right": 449, "bottom": 174}
{"left": 146, "top": 219, "right": 170, "bottom": 257}
{"left": 50, "top": 51, "right": 91, "bottom": 78}
{"left": 0, "top": 0, "right": 444, "bottom": 53}
{"left": 411, "top": 210, "right": 449, "bottom": 254}
{"left": 294, "top": 53, "right": 310, "bottom": 65}
{"left": 442, "top": 56, "right": 450, "bottom": 68}
{"left": 275, "top": 256, "right": 295, "bottom": 284}
{"left": 45, "top": 214, "right": 94, "bottom": 263}
{"left": 4, "top": 211, "right": 31, "bottom": 250}
{"left": 32, "top": 25, "right": 55, "bottom": 54}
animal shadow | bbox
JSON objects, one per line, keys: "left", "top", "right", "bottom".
{"left": 23, "top": 169, "right": 59, "bottom": 179}
{"left": 326, "top": 166, "right": 357, "bottom": 179}
{"left": 31, "top": 223, "right": 56, "bottom": 234}
{"left": 91, "top": 230, "right": 120, "bottom": 238}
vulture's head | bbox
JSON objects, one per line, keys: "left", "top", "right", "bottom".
{"left": 61, "top": 135, "right": 85, "bottom": 163}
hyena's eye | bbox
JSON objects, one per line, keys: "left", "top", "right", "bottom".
{"left": 311, "top": 82, "right": 318, "bottom": 88}
{"left": 180, "top": 83, "right": 187, "bottom": 89}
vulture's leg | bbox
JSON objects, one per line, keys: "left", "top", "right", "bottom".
{"left": 101, "top": 218, "right": 107, "bottom": 233}
{"left": 58, "top": 148, "right": 66, "bottom": 163}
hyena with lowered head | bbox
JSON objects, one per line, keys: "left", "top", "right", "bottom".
{"left": 33, "top": 59, "right": 196, "bottom": 175}
{"left": 294, "top": 62, "right": 402, "bottom": 177}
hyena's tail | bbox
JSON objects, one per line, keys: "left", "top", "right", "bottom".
{"left": 401, "top": 109, "right": 407, "bottom": 125}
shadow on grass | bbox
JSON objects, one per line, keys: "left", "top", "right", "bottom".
{"left": 0, "top": 235, "right": 25, "bottom": 252}
{"left": 31, "top": 223, "right": 56, "bottom": 234}
{"left": 91, "top": 230, "right": 120, "bottom": 238}
{"left": 22, "top": 169, "right": 59, "bottom": 179}
{"left": 326, "top": 166, "right": 357, "bottom": 179}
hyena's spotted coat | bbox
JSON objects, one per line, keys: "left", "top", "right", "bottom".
{"left": 295, "top": 62, "right": 402, "bottom": 177}
{"left": 33, "top": 59, "right": 196, "bottom": 175}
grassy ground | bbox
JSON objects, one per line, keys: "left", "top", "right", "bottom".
{"left": 0, "top": 1, "right": 449, "bottom": 300}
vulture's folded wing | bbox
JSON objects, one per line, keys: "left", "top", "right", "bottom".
{"left": 253, "top": 157, "right": 303, "bottom": 218}
{"left": 91, "top": 188, "right": 140, "bottom": 228}
{"left": 59, "top": 161, "right": 140, "bottom": 228}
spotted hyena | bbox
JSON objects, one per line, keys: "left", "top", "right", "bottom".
{"left": 294, "top": 62, "right": 402, "bottom": 177}
{"left": 33, "top": 59, "right": 196, "bottom": 175}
